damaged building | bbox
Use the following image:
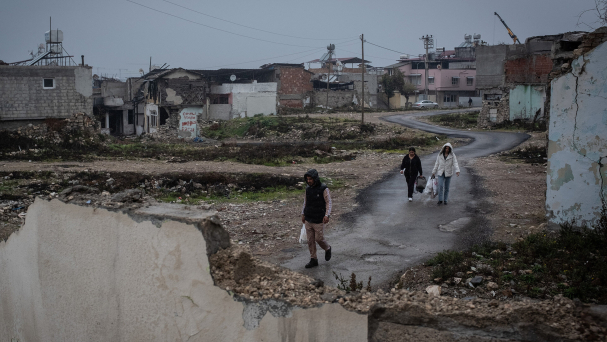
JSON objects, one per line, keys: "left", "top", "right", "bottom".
{"left": 306, "top": 57, "right": 380, "bottom": 109}
{"left": 0, "top": 29, "right": 92, "bottom": 130}
{"left": 476, "top": 31, "right": 586, "bottom": 128}
{"left": 546, "top": 27, "right": 607, "bottom": 229}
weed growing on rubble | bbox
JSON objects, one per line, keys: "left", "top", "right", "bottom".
{"left": 332, "top": 271, "right": 364, "bottom": 293}
{"left": 424, "top": 212, "right": 607, "bottom": 303}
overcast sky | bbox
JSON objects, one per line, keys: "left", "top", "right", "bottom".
{"left": 0, "top": 0, "right": 601, "bottom": 79}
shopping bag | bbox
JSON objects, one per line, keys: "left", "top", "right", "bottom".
{"left": 298, "top": 224, "right": 307, "bottom": 244}
{"left": 416, "top": 175, "right": 427, "bottom": 193}
{"left": 432, "top": 178, "right": 438, "bottom": 198}
{"left": 423, "top": 177, "right": 433, "bottom": 194}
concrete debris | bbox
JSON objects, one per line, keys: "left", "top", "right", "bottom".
{"left": 110, "top": 189, "right": 144, "bottom": 203}
{"left": 425, "top": 285, "right": 441, "bottom": 297}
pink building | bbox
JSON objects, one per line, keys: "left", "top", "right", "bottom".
{"left": 385, "top": 35, "right": 480, "bottom": 107}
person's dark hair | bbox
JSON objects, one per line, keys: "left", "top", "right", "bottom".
{"left": 408, "top": 147, "right": 416, "bottom": 153}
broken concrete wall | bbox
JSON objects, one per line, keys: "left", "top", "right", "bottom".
{"left": 2, "top": 199, "right": 607, "bottom": 341}
{"left": 0, "top": 199, "right": 367, "bottom": 341}
{"left": 0, "top": 66, "right": 93, "bottom": 129}
{"left": 310, "top": 90, "right": 358, "bottom": 108}
{"left": 209, "top": 104, "right": 232, "bottom": 121}
{"left": 509, "top": 85, "right": 546, "bottom": 121}
{"left": 546, "top": 40, "right": 607, "bottom": 228}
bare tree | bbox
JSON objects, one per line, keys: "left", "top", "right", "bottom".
{"left": 577, "top": 0, "right": 607, "bottom": 30}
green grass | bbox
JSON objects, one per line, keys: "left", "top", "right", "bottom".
{"left": 426, "top": 112, "right": 479, "bottom": 129}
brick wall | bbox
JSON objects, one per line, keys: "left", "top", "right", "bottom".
{"left": 0, "top": 66, "right": 93, "bottom": 122}
{"left": 505, "top": 54, "right": 553, "bottom": 84}
{"left": 278, "top": 67, "right": 312, "bottom": 95}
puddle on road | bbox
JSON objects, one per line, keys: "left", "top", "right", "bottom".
{"left": 438, "top": 217, "right": 472, "bottom": 232}
{"left": 361, "top": 253, "right": 401, "bottom": 263}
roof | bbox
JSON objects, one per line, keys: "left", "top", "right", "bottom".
{"left": 384, "top": 61, "right": 410, "bottom": 69}
{"left": 142, "top": 68, "right": 205, "bottom": 80}
{"left": 307, "top": 57, "right": 371, "bottom": 64}
{"left": 260, "top": 63, "right": 306, "bottom": 69}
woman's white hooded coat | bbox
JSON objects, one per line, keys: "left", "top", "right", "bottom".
{"left": 432, "top": 143, "right": 460, "bottom": 177}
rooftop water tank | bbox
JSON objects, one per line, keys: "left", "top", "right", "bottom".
{"left": 45, "top": 30, "right": 63, "bottom": 43}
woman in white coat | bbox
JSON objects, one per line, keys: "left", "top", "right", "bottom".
{"left": 431, "top": 143, "right": 460, "bottom": 205}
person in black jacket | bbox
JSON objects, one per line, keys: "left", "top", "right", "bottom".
{"left": 301, "top": 169, "right": 332, "bottom": 268}
{"left": 400, "top": 147, "right": 423, "bottom": 202}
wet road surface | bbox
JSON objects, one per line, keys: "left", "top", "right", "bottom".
{"left": 282, "top": 109, "right": 529, "bottom": 287}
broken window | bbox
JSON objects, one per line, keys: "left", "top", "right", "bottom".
{"left": 149, "top": 110, "right": 158, "bottom": 127}
{"left": 43, "top": 78, "right": 55, "bottom": 89}
{"left": 212, "top": 94, "right": 229, "bottom": 104}
{"left": 466, "top": 77, "right": 474, "bottom": 86}
{"left": 451, "top": 77, "right": 459, "bottom": 85}
{"left": 128, "top": 110, "right": 134, "bottom": 124}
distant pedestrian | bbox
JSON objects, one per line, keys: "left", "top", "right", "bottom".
{"left": 431, "top": 143, "right": 460, "bottom": 205}
{"left": 301, "top": 169, "right": 332, "bottom": 268}
{"left": 468, "top": 97, "right": 473, "bottom": 107}
{"left": 400, "top": 147, "right": 423, "bottom": 202}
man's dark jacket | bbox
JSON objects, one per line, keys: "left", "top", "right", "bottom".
{"left": 304, "top": 169, "right": 327, "bottom": 224}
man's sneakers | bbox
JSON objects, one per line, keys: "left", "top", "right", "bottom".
{"left": 305, "top": 258, "right": 319, "bottom": 268}
{"left": 437, "top": 201, "right": 443, "bottom": 205}
{"left": 408, "top": 197, "right": 413, "bottom": 202}
{"left": 325, "top": 247, "right": 332, "bottom": 261}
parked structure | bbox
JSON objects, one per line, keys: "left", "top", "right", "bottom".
{"left": 384, "top": 34, "right": 480, "bottom": 108}
{"left": 546, "top": 28, "right": 607, "bottom": 229}
{"left": 476, "top": 31, "right": 586, "bottom": 128}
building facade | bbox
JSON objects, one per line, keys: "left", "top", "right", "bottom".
{"left": 0, "top": 66, "right": 93, "bottom": 129}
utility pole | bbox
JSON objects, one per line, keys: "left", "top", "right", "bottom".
{"left": 360, "top": 34, "right": 365, "bottom": 124}
{"left": 326, "top": 44, "right": 334, "bottom": 110}
{"left": 420, "top": 35, "right": 433, "bottom": 100}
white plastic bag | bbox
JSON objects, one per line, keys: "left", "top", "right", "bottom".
{"left": 298, "top": 224, "right": 307, "bottom": 244}
{"left": 432, "top": 178, "right": 438, "bottom": 197}
{"left": 423, "top": 177, "right": 433, "bottom": 194}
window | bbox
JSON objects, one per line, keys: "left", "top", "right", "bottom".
{"left": 43, "top": 78, "right": 55, "bottom": 89}
{"left": 212, "top": 94, "right": 229, "bottom": 104}
{"left": 443, "top": 94, "right": 456, "bottom": 103}
{"left": 128, "top": 110, "right": 134, "bottom": 124}
{"left": 428, "top": 76, "right": 435, "bottom": 85}
{"left": 149, "top": 110, "right": 158, "bottom": 127}
{"left": 451, "top": 77, "right": 459, "bottom": 85}
{"left": 409, "top": 75, "right": 421, "bottom": 85}
{"left": 466, "top": 77, "right": 474, "bottom": 86}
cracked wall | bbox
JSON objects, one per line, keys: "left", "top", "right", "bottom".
{"left": 547, "top": 40, "right": 607, "bottom": 228}
{"left": 0, "top": 199, "right": 366, "bottom": 342}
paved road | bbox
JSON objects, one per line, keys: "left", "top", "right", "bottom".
{"left": 282, "top": 108, "right": 529, "bottom": 287}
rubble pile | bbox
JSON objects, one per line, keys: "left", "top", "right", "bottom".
{"left": 210, "top": 245, "right": 607, "bottom": 340}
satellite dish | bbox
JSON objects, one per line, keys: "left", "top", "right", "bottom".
{"left": 230, "top": 74, "right": 236, "bottom": 82}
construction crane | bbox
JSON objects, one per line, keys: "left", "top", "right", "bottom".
{"left": 494, "top": 12, "right": 521, "bottom": 44}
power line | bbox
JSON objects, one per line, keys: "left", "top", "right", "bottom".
{"left": 365, "top": 40, "right": 416, "bottom": 56}
{"left": 163, "top": 0, "right": 354, "bottom": 41}
{"left": 126, "top": 0, "right": 321, "bottom": 48}
{"left": 201, "top": 47, "right": 328, "bottom": 69}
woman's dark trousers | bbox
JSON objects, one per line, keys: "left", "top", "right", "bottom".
{"left": 405, "top": 174, "right": 415, "bottom": 198}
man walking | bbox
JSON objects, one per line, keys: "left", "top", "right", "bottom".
{"left": 301, "top": 169, "right": 332, "bottom": 268}
{"left": 468, "top": 97, "right": 473, "bottom": 107}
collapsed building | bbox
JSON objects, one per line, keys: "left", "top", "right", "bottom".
{"left": 93, "top": 63, "right": 319, "bottom": 138}
{"left": 476, "top": 31, "right": 586, "bottom": 128}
